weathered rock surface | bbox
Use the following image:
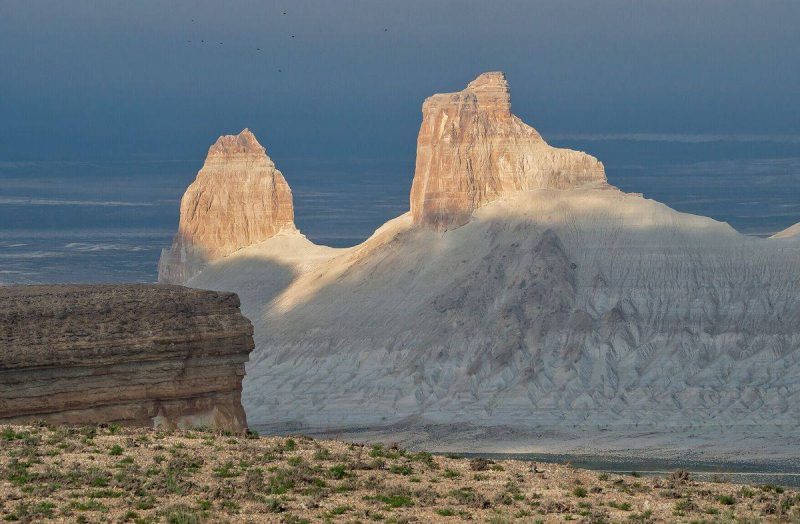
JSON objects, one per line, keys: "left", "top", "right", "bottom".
{"left": 183, "top": 72, "right": 800, "bottom": 459}
{"left": 410, "top": 72, "right": 609, "bottom": 230}
{"left": 0, "top": 285, "right": 253, "bottom": 431}
{"left": 158, "top": 129, "right": 295, "bottom": 284}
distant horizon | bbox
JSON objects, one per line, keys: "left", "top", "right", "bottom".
{"left": 2, "top": 2, "right": 799, "bottom": 284}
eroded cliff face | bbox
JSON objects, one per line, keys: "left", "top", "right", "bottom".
{"left": 410, "top": 72, "right": 609, "bottom": 230}
{"left": 158, "top": 129, "right": 295, "bottom": 284}
{"left": 0, "top": 285, "right": 252, "bottom": 431}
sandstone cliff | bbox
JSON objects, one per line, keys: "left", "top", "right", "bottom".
{"left": 158, "top": 129, "right": 295, "bottom": 284}
{"left": 0, "top": 285, "right": 252, "bottom": 431}
{"left": 410, "top": 72, "right": 609, "bottom": 230}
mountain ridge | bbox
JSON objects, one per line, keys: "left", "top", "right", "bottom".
{"left": 164, "top": 72, "right": 800, "bottom": 459}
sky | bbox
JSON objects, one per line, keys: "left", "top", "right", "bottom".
{"left": 2, "top": 0, "right": 799, "bottom": 160}
{"left": 1, "top": 1, "right": 799, "bottom": 283}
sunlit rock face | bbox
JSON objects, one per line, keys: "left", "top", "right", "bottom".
{"left": 158, "top": 129, "right": 295, "bottom": 284}
{"left": 184, "top": 73, "right": 800, "bottom": 459}
{"left": 410, "top": 72, "right": 609, "bottom": 230}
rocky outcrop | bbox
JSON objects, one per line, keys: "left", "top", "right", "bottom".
{"left": 158, "top": 129, "right": 295, "bottom": 284}
{"left": 410, "top": 72, "right": 609, "bottom": 230}
{"left": 0, "top": 285, "right": 253, "bottom": 431}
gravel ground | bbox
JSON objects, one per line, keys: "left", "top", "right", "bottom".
{"left": 1, "top": 424, "right": 798, "bottom": 523}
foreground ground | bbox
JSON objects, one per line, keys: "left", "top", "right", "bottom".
{"left": 1, "top": 425, "right": 798, "bottom": 523}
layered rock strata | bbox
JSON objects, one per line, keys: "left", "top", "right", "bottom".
{"left": 158, "top": 128, "right": 295, "bottom": 284}
{"left": 0, "top": 285, "right": 252, "bottom": 431}
{"left": 181, "top": 73, "right": 800, "bottom": 458}
{"left": 410, "top": 72, "right": 609, "bottom": 230}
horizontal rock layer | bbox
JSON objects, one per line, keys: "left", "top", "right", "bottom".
{"left": 0, "top": 285, "right": 253, "bottom": 431}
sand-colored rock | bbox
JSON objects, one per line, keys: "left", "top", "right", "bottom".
{"left": 770, "top": 221, "right": 800, "bottom": 239}
{"left": 158, "top": 128, "right": 295, "bottom": 284}
{"left": 410, "top": 72, "right": 609, "bottom": 230}
{"left": 186, "top": 74, "right": 800, "bottom": 459}
{"left": 0, "top": 285, "right": 253, "bottom": 431}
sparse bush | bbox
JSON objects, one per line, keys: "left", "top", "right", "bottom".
{"left": 669, "top": 469, "right": 691, "bottom": 483}
{"left": 717, "top": 494, "right": 735, "bottom": 505}
{"left": 469, "top": 457, "right": 495, "bottom": 471}
{"left": 442, "top": 468, "right": 460, "bottom": 479}
{"left": 609, "top": 501, "right": 631, "bottom": 511}
{"left": 328, "top": 464, "right": 348, "bottom": 479}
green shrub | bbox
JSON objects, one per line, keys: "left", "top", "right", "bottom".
{"left": 442, "top": 468, "right": 460, "bottom": 479}
{"left": 717, "top": 494, "right": 735, "bottom": 505}
{"left": 328, "top": 464, "right": 348, "bottom": 479}
{"left": 390, "top": 464, "right": 413, "bottom": 476}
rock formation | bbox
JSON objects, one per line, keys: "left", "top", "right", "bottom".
{"left": 0, "top": 285, "right": 253, "bottom": 431}
{"left": 410, "top": 72, "right": 608, "bottom": 230}
{"left": 770, "top": 221, "right": 800, "bottom": 239}
{"left": 158, "top": 129, "right": 295, "bottom": 284}
{"left": 181, "top": 73, "right": 800, "bottom": 459}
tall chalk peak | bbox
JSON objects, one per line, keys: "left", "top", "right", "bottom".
{"left": 410, "top": 72, "right": 610, "bottom": 230}
{"left": 158, "top": 129, "right": 295, "bottom": 284}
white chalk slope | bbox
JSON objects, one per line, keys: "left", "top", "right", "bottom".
{"left": 191, "top": 188, "right": 800, "bottom": 455}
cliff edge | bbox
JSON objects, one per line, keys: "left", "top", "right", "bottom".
{"left": 0, "top": 284, "right": 253, "bottom": 431}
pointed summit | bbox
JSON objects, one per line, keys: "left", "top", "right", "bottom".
{"left": 158, "top": 129, "right": 295, "bottom": 284}
{"left": 410, "top": 72, "right": 610, "bottom": 230}
{"left": 207, "top": 128, "right": 267, "bottom": 157}
{"left": 466, "top": 71, "right": 511, "bottom": 114}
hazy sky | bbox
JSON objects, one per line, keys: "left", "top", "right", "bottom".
{"left": 2, "top": 0, "right": 799, "bottom": 162}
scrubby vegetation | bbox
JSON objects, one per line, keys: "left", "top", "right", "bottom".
{"left": 0, "top": 424, "right": 798, "bottom": 522}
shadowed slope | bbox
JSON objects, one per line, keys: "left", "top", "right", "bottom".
{"left": 183, "top": 73, "right": 800, "bottom": 458}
